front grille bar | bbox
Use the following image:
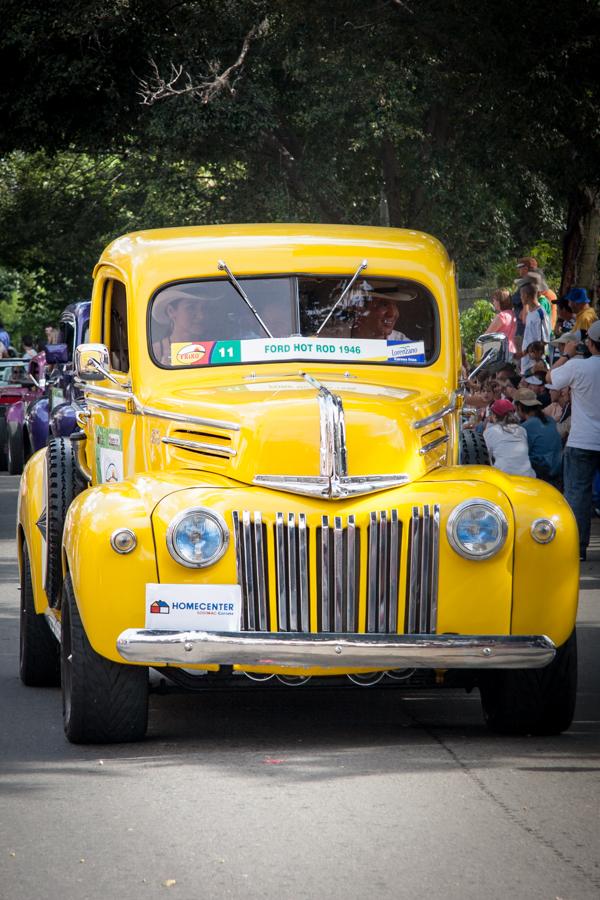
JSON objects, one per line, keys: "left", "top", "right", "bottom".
{"left": 232, "top": 511, "right": 269, "bottom": 631}
{"left": 367, "top": 510, "right": 401, "bottom": 633}
{"left": 275, "top": 512, "right": 310, "bottom": 632}
{"left": 406, "top": 504, "right": 440, "bottom": 634}
{"left": 319, "top": 515, "right": 358, "bottom": 633}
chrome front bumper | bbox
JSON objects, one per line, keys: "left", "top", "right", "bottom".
{"left": 116, "top": 630, "right": 556, "bottom": 670}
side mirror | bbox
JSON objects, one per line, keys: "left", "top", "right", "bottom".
{"left": 45, "top": 342, "right": 69, "bottom": 364}
{"left": 474, "top": 332, "right": 508, "bottom": 367}
{"left": 75, "top": 343, "right": 111, "bottom": 381}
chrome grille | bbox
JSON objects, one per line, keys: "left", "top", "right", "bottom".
{"left": 233, "top": 507, "right": 437, "bottom": 635}
{"left": 405, "top": 504, "right": 440, "bottom": 634}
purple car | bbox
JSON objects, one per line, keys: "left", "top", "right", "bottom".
{"left": 2, "top": 302, "right": 90, "bottom": 474}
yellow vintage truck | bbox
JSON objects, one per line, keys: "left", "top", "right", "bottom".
{"left": 17, "top": 224, "right": 579, "bottom": 743}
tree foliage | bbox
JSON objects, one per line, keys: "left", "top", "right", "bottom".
{"left": 0, "top": 0, "right": 598, "bottom": 333}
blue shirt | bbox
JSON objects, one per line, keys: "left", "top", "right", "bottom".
{"left": 0, "top": 328, "right": 10, "bottom": 349}
{"left": 522, "top": 416, "right": 562, "bottom": 476}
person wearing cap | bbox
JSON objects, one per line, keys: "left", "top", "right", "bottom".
{"left": 483, "top": 398, "right": 535, "bottom": 477}
{"left": 565, "top": 287, "right": 598, "bottom": 333}
{"left": 520, "top": 373, "right": 551, "bottom": 408}
{"left": 536, "top": 319, "right": 600, "bottom": 560}
{"left": 513, "top": 388, "right": 563, "bottom": 486}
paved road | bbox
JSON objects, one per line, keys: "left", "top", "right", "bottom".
{"left": 0, "top": 473, "right": 599, "bottom": 899}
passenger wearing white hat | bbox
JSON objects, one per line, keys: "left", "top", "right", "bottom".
{"left": 349, "top": 287, "right": 413, "bottom": 341}
{"left": 151, "top": 287, "right": 213, "bottom": 364}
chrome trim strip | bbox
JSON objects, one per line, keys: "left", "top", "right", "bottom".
{"left": 44, "top": 608, "right": 61, "bottom": 642}
{"left": 86, "top": 398, "right": 128, "bottom": 414}
{"left": 117, "top": 631, "right": 557, "bottom": 670}
{"left": 141, "top": 405, "right": 240, "bottom": 431}
{"left": 346, "top": 514, "right": 356, "bottom": 632}
{"left": 378, "top": 511, "right": 388, "bottom": 633}
{"left": 408, "top": 507, "right": 420, "bottom": 633}
{"left": 80, "top": 382, "right": 134, "bottom": 402}
{"left": 253, "top": 473, "right": 410, "bottom": 500}
{"left": 232, "top": 512, "right": 245, "bottom": 630}
{"left": 367, "top": 511, "right": 378, "bottom": 633}
{"left": 275, "top": 512, "right": 287, "bottom": 631}
{"left": 389, "top": 510, "right": 399, "bottom": 632}
{"left": 287, "top": 513, "right": 298, "bottom": 632}
{"left": 419, "top": 434, "right": 449, "bottom": 455}
{"left": 254, "top": 512, "right": 268, "bottom": 632}
{"left": 321, "top": 515, "right": 331, "bottom": 631}
{"left": 333, "top": 516, "right": 344, "bottom": 632}
{"left": 298, "top": 514, "right": 309, "bottom": 632}
{"left": 413, "top": 400, "right": 456, "bottom": 430}
{"left": 430, "top": 505, "right": 440, "bottom": 632}
{"left": 161, "top": 436, "right": 237, "bottom": 457}
{"left": 419, "top": 505, "right": 432, "bottom": 633}
{"left": 241, "top": 511, "right": 256, "bottom": 631}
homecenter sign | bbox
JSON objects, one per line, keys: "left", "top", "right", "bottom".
{"left": 145, "top": 584, "right": 242, "bottom": 631}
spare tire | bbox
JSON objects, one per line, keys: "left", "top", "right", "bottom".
{"left": 459, "top": 429, "right": 490, "bottom": 465}
{"left": 45, "top": 437, "right": 86, "bottom": 607}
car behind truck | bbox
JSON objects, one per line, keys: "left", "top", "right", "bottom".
{"left": 17, "top": 224, "right": 578, "bottom": 743}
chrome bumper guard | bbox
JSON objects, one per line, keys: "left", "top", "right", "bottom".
{"left": 116, "top": 630, "right": 556, "bottom": 670}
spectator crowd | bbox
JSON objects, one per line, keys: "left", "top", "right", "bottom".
{"left": 465, "top": 256, "right": 600, "bottom": 562}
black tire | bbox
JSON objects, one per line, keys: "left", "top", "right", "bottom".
{"left": 0, "top": 417, "right": 7, "bottom": 470}
{"left": 45, "top": 437, "right": 85, "bottom": 607}
{"left": 19, "top": 541, "right": 60, "bottom": 687}
{"left": 479, "top": 630, "right": 577, "bottom": 735}
{"left": 61, "top": 575, "right": 148, "bottom": 744}
{"left": 459, "top": 429, "right": 490, "bottom": 465}
{"left": 7, "top": 421, "right": 24, "bottom": 475}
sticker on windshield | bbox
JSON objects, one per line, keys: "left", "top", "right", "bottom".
{"left": 387, "top": 340, "right": 426, "bottom": 363}
{"left": 169, "top": 337, "right": 426, "bottom": 366}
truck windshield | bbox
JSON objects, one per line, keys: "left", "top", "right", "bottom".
{"left": 149, "top": 275, "right": 437, "bottom": 368}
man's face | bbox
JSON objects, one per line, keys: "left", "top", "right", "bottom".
{"left": 516, "top": 263, "right": 529, "bottom": 277}
{"left": 361, "top": 297, "right": 399, "bottom": 337}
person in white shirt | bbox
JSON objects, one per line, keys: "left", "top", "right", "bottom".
{"left": 536, "top": 318, "right": 600, "bottom": 560}
{"left": 483, "top": 398, "right": 536, "bottom": 477}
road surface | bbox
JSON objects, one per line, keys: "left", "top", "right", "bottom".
{"left": 0, "top": 473, "right": 598, "bottom": 899}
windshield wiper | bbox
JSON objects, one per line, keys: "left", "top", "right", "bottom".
{"left": 217, "top": 259, "right": 273, "bottom": 338}
{"left": 315, "top": 259, "right": 368, "bottom": 335}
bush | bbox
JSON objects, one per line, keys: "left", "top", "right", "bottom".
{"left": 460, "top": 299, "right": 495, "bottom": 363}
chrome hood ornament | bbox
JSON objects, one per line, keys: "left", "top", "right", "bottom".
{"left": 253, "top": 373, "right": 410, "bottom": 499}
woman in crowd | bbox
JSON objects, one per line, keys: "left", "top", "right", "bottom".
{"left": 483, "top": 398, "right": 536, "bottom": 477}
{"left": 484, "top": 289, "right": 517, "bottom": 354}
{"left": 513, "top": 388, "right": 563, "bottom": 486}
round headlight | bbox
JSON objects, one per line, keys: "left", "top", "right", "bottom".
{"left": 447, "top": 500, "right": 508, "bottom": 560}
{"left": 166, "top": 508, "right": 229, "bottom": 568}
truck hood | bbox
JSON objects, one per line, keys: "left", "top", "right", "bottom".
{"left": 149, "top": 375, "right": 453, "bottom": 498}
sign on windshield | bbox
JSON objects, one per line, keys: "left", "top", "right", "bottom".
{"left": 149, "top": 276, "right": 436, "bottom": 368}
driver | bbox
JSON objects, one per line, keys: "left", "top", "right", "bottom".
{"left": 350, "top": 288, "right": 414, "bottom": 341}
{"left": 152, "top": 288, "right": 207, "bottom": 364}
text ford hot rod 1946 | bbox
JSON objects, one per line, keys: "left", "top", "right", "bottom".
{"left": 17, "top": 225, "right": 579, "bottom": 743}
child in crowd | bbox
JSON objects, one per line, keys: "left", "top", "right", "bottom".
{"left": 483, "top": 399, "right": 536, "bottom": 477}
{"left": 521, "top": 340, "right": 549, "bottom": 379}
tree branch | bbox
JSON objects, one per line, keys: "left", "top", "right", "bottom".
{"left": 137, "top": 18, "right": 269, "bottom": 106}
